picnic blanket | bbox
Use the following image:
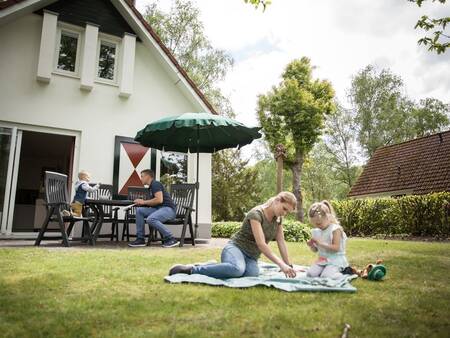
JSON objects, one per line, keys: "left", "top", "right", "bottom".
{"left": 165, "top": 262, "right": 358, "bottom": 292}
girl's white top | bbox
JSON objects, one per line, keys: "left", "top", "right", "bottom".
{"left": 314, "top": 223, "right": 348, "bottom": 268}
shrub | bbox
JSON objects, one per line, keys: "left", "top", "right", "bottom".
{"left": 211, "top": 222, "right": 241, "bottom": 238}
{"left": 211, "top": 220, "right": 311, "bottom": 242}
{"left": 332, "top": 192, "right": 450, "bottom": 237}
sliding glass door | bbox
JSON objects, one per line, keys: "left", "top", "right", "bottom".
{"left": 0, "top": 127, "right": 20, "bottom": 235}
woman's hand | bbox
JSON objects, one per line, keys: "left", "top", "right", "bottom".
{"left": 280, "top": 263, "right": 296, "bottom": 278}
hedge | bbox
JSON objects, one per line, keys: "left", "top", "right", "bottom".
{"left": 211, "top": 220, "right": 311, "bottom": 242}
{"left": 332, "top": 192, "right": 450, "bottom": 237}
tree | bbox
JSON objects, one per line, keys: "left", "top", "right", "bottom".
{"left": 244, "top": 0, "right": 271, "bottom": 10}
{"left": 349, "top": 65, "right": 413, "bottom": 157}
{"left": 350, "top": 65, "right": 450, "bottom": 157}
{"left": 257, "top": 57, "right": 335, "bottom": 221}
{"left": 323, "top": 104, "right": 360, "bottom": 189}
{"left": 144, "top": 0, "right": 234, "bottom": 114}
{"left": 409, "top": 0, "right": 449, "bottom": 54}
{"left": 302, "top": 141, "right": 350, "bottom": 205}
{"left": 212, "top": 150, "right": 261, "bottom": 221}
{"left": 411, "top": 98, "right": 450, "bottom": 137}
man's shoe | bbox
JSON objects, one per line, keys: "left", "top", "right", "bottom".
{"left": 169, "top": 264, "right": 193, "bottom": 275}
{"left": 128, "top": 239, "right": 146, "bottom": 247}
{"left": 162, "top": 238, "right": 180, "bottom": 248}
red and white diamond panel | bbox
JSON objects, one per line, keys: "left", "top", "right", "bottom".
{"left": 119, "top": 142, "right": 151, "bottom": 195}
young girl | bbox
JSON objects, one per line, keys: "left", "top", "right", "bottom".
{"left": 169, "top": 192, "right": 298, "bottom": 279}
{"left": 306, "top": 200, "right": 349, "bottom": 279}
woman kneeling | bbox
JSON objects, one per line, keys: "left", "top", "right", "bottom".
{"left": 169, "top": 192, "right": 297, "bottom": 279}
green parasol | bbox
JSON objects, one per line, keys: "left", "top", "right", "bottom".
{"left": 135, "top": 112, "right": 261, "bottom": 237}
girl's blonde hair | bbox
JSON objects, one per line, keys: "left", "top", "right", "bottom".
{"left": 308, "top": 200, "right": 338, "bottom": 224}
{"left": 264, "top": 191, "right": 297, "bottom": 210}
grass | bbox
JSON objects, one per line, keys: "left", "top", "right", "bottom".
{"left": 0, "top": 239, "right": 449, "bottom": 338}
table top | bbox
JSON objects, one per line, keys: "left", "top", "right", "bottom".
{"left": 85, "top": 199, "right": 134, "bottom": 206}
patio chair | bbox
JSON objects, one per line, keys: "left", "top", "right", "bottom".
{"left": 35, "top": 171, "right": 93, "bottom": 247}
{"left": 86, "top": 184, "right": 120, "bottom": 241}
{"left": 147, "top": 183, "right": 196, "bottom": 247}
{"left": 121, "top": 186, "right": 150, "bottom": 241}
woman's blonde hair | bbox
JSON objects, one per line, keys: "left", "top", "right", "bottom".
{"left": 264, "top": 191, "right": 297, "bottom": 210}
{"left": 308, "top": 200, "right": 338, "bottom": 224}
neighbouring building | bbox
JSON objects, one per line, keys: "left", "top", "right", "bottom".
{"left": 348, "top": 130, "right": 450, "bottom": 198}
{"left": 0, "top": 0, "right": 214, "bottom": 238}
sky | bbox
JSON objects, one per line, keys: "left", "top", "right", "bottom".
{"left": 135, "top": 0, "right": 449, "bottom": 130}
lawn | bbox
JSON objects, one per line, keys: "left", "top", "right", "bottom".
{"left": 0, "top": 239, "right": 449, "bottom": 338}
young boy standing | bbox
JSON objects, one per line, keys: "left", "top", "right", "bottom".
{"left": 71, "top": 170, "right": 100, "bottom": 217}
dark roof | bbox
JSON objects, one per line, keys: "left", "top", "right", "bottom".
{"left": 348, "top": 130, "right": 450, "bottom": 197}
{"left": 0, "top": 0, "right": 217, "bottom": 114}
{"left": 0, "top": 0, "right": 26, "bottom": 9}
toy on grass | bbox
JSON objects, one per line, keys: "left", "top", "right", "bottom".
{"left": 359, "top": 259, "right": 387, "bottom": 281}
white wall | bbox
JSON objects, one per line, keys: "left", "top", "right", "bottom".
{"left": 0, "top": 14, "right": 212, "bottom": 234}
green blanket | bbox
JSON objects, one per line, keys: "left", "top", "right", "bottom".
{"left": 165, "top": 263, "right": 358, "bottom": 292}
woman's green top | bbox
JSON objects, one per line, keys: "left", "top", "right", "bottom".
{"left": 231, "top": 206, "right": 279, "bottom": 259}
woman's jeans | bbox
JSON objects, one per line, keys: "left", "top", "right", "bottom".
{"left": 192, "top": 242, "right": 259, "bottom": 278}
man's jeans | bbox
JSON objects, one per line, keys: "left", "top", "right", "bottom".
{"left": 135, "top": 207, "right": 176, "bottom": 241}
{"left": 192, "top": 242, "right": 259, "bottom": 278}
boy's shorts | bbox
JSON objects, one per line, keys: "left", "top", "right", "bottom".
{"left": 70, "top": 201, "right": 83, "bottom": 217}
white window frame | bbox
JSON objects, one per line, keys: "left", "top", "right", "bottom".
{"left": 53, "top": 24, "right": 83, "bottom": 78}
{"left": 95, "top": 34, "right": 120, "bottom": 86}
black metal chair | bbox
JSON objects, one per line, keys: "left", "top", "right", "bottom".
{"left": 121, "top": 186, "right": 150, "bottom": 241}
{"left": 35, "top": 171, "right": 93, "bottom": 247}
{"left": 86, "top": 184, "right": 119, "bottom": 241}
{"left": 147, "top": 183, "right": 196, "bottom": 247}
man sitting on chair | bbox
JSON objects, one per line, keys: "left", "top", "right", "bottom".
{"left": 128, "top": 169, "right": 179, "bottom": 248}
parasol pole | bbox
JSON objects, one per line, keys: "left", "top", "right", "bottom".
{"left": 195, "top": 124, "right": 200, "bottom": 238}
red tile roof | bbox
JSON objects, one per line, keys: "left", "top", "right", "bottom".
{"left": 348, "top": 130, "right": 450, "bottom": 197}
{"left": 0, "top": 0, "right": 217, "bottom": 114}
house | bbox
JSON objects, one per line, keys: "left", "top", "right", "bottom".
{"left": 0, "top": 0, "right": 214, "bottom": 239}
{"left": 348, "top": 130, "right": 450, "bottom": 198}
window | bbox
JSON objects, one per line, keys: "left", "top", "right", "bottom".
{"left": 160, "top": 152, "right": 188, "bottom": 188}
{"left": 97, "top": 39, "right": 118, "bottom": 82}
{"left": 56, "top": 30, "right": 80, "bottom": 73}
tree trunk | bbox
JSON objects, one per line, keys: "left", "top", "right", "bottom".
{"left": 276, "top": 155, "right": 283, "bottom": 194}
{"left": 291, "top": 150, "right": 304, "bottom": 222}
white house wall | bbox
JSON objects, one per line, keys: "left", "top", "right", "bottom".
{"left": 0, "top": 13, "right": 212, "bottom": 235}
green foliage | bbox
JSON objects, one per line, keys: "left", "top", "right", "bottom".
{"left": 323, "top": 104, "right": 361, "bottom": 189}
{"left": 282, "top": 219, "right": 312, "bottom": 242}
{"left": 144, "top": 0, "right": 234, "bottom": 115}
{"left": 302, "top": 141, "right": 354, "bottom": 204}
{"left": 409, "top": 0, "right": 449, "bottom": 54}
{"left": 212, "top": 220, "right": 311, "bottom": 242}
{"left": 349, "top": 65, "right": 411, "bottom": 157}
{"left": 411, "top": 98, "right": 450, "bottom": 137}
{"left": 211, "top": 221, "right": 241, "bottom": 238}
{"left": 212, "top": 150, "right": 262, "bottom": 222}
{"left": 252, "top": 159, "right": 293, "bottom": 202}
{"left": 244, "top": 0, "right": 271, "bottom": 10}
{"left": 332, "top": 192, "right": 450, "bottom": 237}
{"left": 350, "top": 65, "right": 450, "bottom": 157}
{"left": 257, "top": 57, "right": 336, "bottom": 220}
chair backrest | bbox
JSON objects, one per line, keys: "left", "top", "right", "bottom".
{"left": 44, "top": 171, "right": 70, "bottom": 211}
{"left": 87, "top": 184, "right": 114, "bottom": 217}
{"left": 127, "top": 186, "right": 150, "bottom": 217}
{"left": 170, "top": 183, "right": 196, "bottom": 218}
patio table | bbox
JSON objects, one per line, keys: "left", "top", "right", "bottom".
{"left": 85, "top": 199, "right": 135, "bottom": 243}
